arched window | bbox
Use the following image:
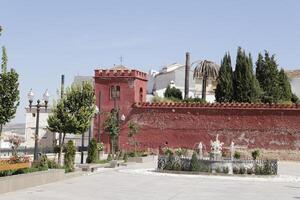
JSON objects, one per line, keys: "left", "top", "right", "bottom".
{"left": 110, "top": 85, "right": 120, "bottom": 100}
{"left": 139, "top": 87, "right": 143, "bottom": 102}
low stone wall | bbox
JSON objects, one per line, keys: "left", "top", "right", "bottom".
{"left": 0, "top": 169, "right": 66, "bottom": 194}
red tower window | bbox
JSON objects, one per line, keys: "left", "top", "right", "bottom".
{"left": 110, "top": 85, "right": 120, "bottom": 100}
{"left": 139, "top": 87, "right": 143, "bottom": 102}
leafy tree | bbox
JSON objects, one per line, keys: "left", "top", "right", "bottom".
{"left": 193, "top": 60, "right": 219, "bottom": 101}
{"left": 164, "top": 85, "right": 182, "bottom": 100}
{"left": 64, "top": 140, "right": 76, "bottom": 172}
{"left": 0, "top": 36, "right": 20, "bottom": 155}
{"left": 47, "top": 99, "right": 75, "bottom": 165}
{"left": 48, "top": 81, "right": 95, "bottom": 164}
{"left": 104, "top": 109, "right": 119, "bottom": 159}
{"left": 233, "top": 47, "right": 260, "bottom": 102}
{"left": 86, "top": 138, "right": 98, "bottom": 163}
{"left": 278, "top": 69, "right": 292, "bottom": 101}
{"left": 64, "top": 81, "right": 95, "bottom": 135}
{"left": 256, "top": 52, "right": 280, "bottom": 103}
{"left": 128, "top": 121, "right": 140, "bottom": 157}
{"left": 215, "top": 53, "right": 233, "bottom": 102}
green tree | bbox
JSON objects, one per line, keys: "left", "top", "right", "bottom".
{"left": 193, "top": 60, "right": 219, "bottom": 101}
{"left": 64, "top": 140, "right": 76, "bottom": 172}
{"left": 256, "top": 52, "right": 280, "bottom": 103}
{"left": 0, "top": 41, "right": 20, "bottom": 156}
{"left": 47, "top": 99, "right": 75, "bottom": 165}
{"left": 215, "top": 53, "right": 233, "bottom": 102}
{"left": 128, "top": 121, "right": 140, "bottom": 157}
{"left": 48, "top": 81, "right": 95, "bottom": 164}
{"left": 233, "top": 47, "right": 260, "bottom": 102}
{"left": 278, "top": 69, "right": 292, "bottom": 102}
{"left": 104, "top": 109, "right": 119, "bottom": 159}
{"left": 86, "top": 138, "right": 98, "bottom": 163}
{"left": 164, "top": 85, "right": 182, "bottom": 100}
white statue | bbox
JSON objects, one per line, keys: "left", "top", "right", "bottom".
{"left": 210, "top": 134, "right": 224, "bottom": 155}
{"left": 197, "top": 142, "right": 203, "bottom": 159}
{"left": 230, "top": 141, "right": 235, "bottom": 160}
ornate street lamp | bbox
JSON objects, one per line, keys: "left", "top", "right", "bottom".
{"left": 27, "top": 89, "right": 50, "bottom": 161}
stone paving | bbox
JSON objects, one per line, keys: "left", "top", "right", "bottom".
{"left": 0, "top": 159, "right": 300, "bottom": 200}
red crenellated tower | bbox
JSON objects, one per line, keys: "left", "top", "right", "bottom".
{"left": 93, "top": 65, "right": 148, "bottom": 152}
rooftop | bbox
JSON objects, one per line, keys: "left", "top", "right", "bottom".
{"left": 286, "top": 70, "right": 300, "bottom": 78}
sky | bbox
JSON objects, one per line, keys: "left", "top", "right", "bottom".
{"left": 1, "top": 0, "right": 300, "bottom": 123}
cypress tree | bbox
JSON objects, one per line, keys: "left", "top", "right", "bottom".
{"left": 233, "top": 47, "right": 259, "bottom": 102}
{"left": 255, "top": 51, "right": 280, "bottom": 103}
{"left": 278, "top": 69, "right": 292, "bottom": 101}
{"left": 249, "top": 54, "right": 261, "bottom": 102}
{"left": 215, "top": 53, "right": 233, "bottom": 102}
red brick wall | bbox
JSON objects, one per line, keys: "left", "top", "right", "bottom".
{"left": 115, "top": 103, "right": 300, "bottom": 152}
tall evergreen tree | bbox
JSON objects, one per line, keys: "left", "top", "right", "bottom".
{"left": 278, "top": 69, "right": 292, "bottom": 101}
{"left": 233, "top": 47, "right": 260, "bottom": 102}
{"left": 215, "top": 53, "right": 233, "bottom": 102}
{"left": 255, "top": 51, "right": 280, "bottom": 103}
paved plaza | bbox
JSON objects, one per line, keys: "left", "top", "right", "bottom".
{"left": 1, "top": 160, "right": 300, "bottom": 200}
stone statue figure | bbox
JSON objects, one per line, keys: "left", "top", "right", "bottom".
{"left": 210, "top": 134, "right": 224, "bottom": 160}
{"left": 230, "top": 141, "right": 235, "bottom": 160}
{"left": 197, "top": 142, "right": 203, "bottom": 159}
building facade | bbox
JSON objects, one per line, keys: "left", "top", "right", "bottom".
{"left": 148, "top": 63, "right": 216, "bottom": 102}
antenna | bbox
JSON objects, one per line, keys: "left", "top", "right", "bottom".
{"left": 119, "top": 56, "right": 123, "bottom": 65}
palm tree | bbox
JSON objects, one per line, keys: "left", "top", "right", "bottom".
{"left": 193, "top": 60, "right": 219, "bottom": 101}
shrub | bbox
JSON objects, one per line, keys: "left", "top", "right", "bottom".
{"left": 215, "top": 167, "right": 222, "bottom": 173}
{"left": 234, "top": 152, "right": 241, "bottom": 159}
{"left": 86, "top": 138, "right": 98, "bottom": 163}
{"left": 182, "top": 97, "right": 206, "bottom": 103}
{"left": 239, "top": 167, "right": 246, "bottom": 174}
{"left": 64, "top": 140, "right": 76, "bottom": 173}
{"left": 107, "top": 154, "right": 112, "bottom": 161}
{"left": 47, "top": 159, "right": 60, "bottom": 169}
{"left": 32, "top": 154, "right": 48, "bottom": 170}
{"left": 164, "top": 154, "right": 175, "bottom": 170}
{"left": 251, "top": 150, "right": 260, "bottom": 160}
{"left": 163, "top": 148, "right": 173, "bottom": 156}
{"left": 175, "top": 148, "right": 183, "bottom": 157}
{"left": 233, "top": 167, "right": 239, "bottom": 174}
{"left": 246, "top": 168, "right": 253, "bottom": 175}
{"left": 190, "top": 152, "right": 200, "bottom": 171}
{"left": 123, "top": 153, "right": 128, "bottom": 162}
{"left": 222, "top": 166, "right": 229, "bottom": 174}
{"left": 164, "top": 85, "right": 182, "bottom": 100}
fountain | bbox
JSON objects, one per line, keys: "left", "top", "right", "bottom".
{"left": 210, "top": 134, "right": 223, "bottom": 160}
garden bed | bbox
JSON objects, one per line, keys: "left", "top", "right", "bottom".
{"left": 0, "top": 162, "right": 30, "bottom": 171}
{"left": 157, "top": 155, "right": 278, "bottom": 175}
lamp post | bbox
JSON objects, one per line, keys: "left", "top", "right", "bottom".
{"left": 27, "top": 89, "right": 50, "bottom": 161}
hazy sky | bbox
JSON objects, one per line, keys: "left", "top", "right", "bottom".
{"left": 1, "top": 0, "right": 300, "bottom": 123}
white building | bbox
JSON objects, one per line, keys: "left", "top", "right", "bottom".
{"left": 287, "top": 70, "right": 300, "bottom": 98}
{"left": 24, "top": 107, "right": 55, "bottom": 149}
{"left": 148, "top": 63, "right": 216, "bottom": 102}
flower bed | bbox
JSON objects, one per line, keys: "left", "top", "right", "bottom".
{"left": 0, "top": 157, "right": 30, "bottom": 172}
